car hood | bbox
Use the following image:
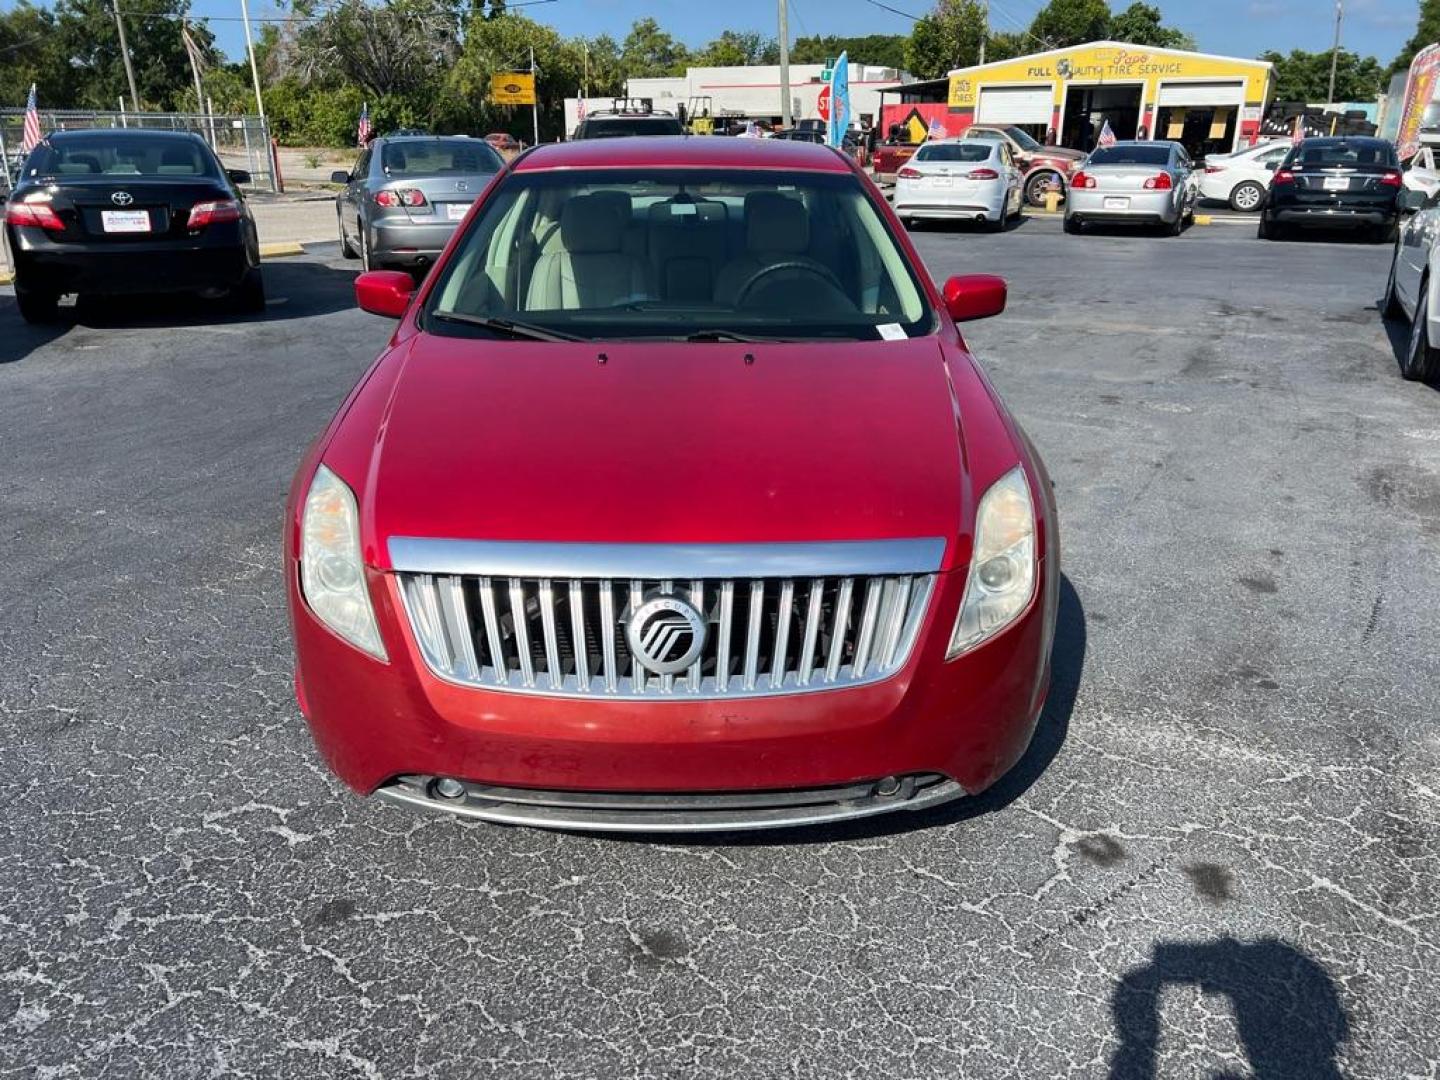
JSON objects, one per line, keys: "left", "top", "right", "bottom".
{"left": 1041, "top": 145, "right": 1086, "bottom": 161}
{"left": 357, "top": 333, "right": 967, "bottom": 563}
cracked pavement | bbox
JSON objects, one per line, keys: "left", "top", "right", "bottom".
{"left": 1, "top": 221, "right": 1438, "bottom": 1078}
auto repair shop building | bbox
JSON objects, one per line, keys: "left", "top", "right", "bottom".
{"left": 881, "top": 41, "right": 1272, "bottom": 158}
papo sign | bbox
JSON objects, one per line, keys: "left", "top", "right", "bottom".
{"left": 491, "top": 73, "right": 536, "bottom": 106}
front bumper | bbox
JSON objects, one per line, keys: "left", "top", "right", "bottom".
{"left": 6, "top": 224, "right": 253, "bottom": 295}
{"left": 288, "top": 558, "right": 1057, "bottom": 831}
{"left": 1066, "top": 189, "right": 1178, "bottom": 224}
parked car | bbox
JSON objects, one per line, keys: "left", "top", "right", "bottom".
{"left": 572, "top": 107, "right": 684, "bottom": 139}
{"left": 893, "top": 137, "right": 1024, "bottom": 229}
{"left": 1259, "top": 137, "right": 1402, "bottom": 242}
{"left": 771, "top": 127, "right": 868, "bottom": 167}
{"left": 872, "top": 137, "right": 920, "bottom": 182}
{"left": 962, "top": 124, "right": 1085, "bottom": 206}
{"left": 1382, "top": 186, "right": 1440, "bottom": 382}
{"left": 287, "top": 136, "right": 1059, "bottom": 833}
{"left": 1064, "top": 140, "right": 1198, "bottom": 235}
{"left": 1402, "top": 145, "right": 1440, "bottom": 199}
{"left": 3, "top": 128, "right": 262, "bottom": 323}
{"left": 1198, "top": 140, "right": 1290, "bottom": 211}
{"left": 331, "top": 135, "right": 504, "bottom": 274}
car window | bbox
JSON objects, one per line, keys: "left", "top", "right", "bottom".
{"left": 1259, "top": 147, "right": 1289, "bottom": 166}
{"left": 915, "top": 143, "right": 994, "bottom": 163}
{"left": 25, "top": 135, "right": 220, "bottom": 179}
{"left": 1087, "top": 145, "right": 1172, "bottom": 166}
{"left": 381, "top": 139, "right": 502, "bottom": 176}
{"left": 425, "top": 168, "right": 932, "bottom": 342}
{"left": 578, "top": 117, "right": 684, "bottom": 138}
{"left": 1000, "top": 144, "right": 1014, "bottom": 167}
{"left": 1289, "top": 141, "right": 1398, "bottom": 169}
{"left": 1005, "top": 126, "right": 1042, "bottom": 151}
{"left": 354, "top": 148, "right": 372, "bottom": 178}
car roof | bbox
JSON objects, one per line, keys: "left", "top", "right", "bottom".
{"left": 515, "top": 136, "right": 853, "bottom": 173}
{"left": 943, "top": 135, "right": 1001, "bottom": 145}
{"left": 1100, "top": 140, "right": 1177, "bottom": 149}
{"left": 1299, "top": 136, "right": 1388, "bottom": 148}
{"left": 49, "top": 128, "right": 202, "bottom": 142}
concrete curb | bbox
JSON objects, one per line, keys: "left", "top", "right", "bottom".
{"left": 0, "top": 269, "right": 13, "bottom": 286}
{"left": 259, "top": 242, "right": 307, "bottom": 258}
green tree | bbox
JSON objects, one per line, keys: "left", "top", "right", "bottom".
{"left": 791, "top": 34, "right": 908, "bottom": 69}
{"left": 1108, "top": 2, "right": 1194, "bottom": 49}
{"left": 1261, "top": 47, "right": 1385, "bottom": 102}
{"left": 0, "top": 3, "right": 75, "bottom": 106}
{"left": 291, "top": 0, "right": 461, "bottom": 100}
{"left": 620, "top": 17, "right": 689, "bottom": 77}
{"left": 983, "top": 31, "right": 1028, "bottom": 63}
{"left": 905, "top": 0, "right": 987, "bottom": 80}
{"left": 1390, "top": 0, "right": 1440, "bottom": 76}
{"left": 695, "top": 30, "right": 778, "bottom": 67}
{"left": 1027, "top": 0, "right": 1111, "bottom": 49}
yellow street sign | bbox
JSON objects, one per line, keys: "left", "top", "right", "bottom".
{"left": 491, "top": 73, "right": 535, "bottom": 106}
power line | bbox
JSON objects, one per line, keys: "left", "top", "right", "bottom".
{"left": 859, "top": 0, "right": 924, "bottom": 21}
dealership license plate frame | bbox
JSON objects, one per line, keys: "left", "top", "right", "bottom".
{"left": 1103, "top": 196, "right": 1129, "bottom": 210}
{"left": 445, "top": 203, "right": 469, "bottom": 221}
{"left": 101, "top": 209, "right": 152, "bottom": 234}
{"left": 1323, "top": 176, "right": 1349, "bottom": 192}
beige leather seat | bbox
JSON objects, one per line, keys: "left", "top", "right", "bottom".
{"left": 714, "top": 191, "right": 827, "bottom": 305}
{"left": 525, "top": 194, "right": 650, "bottom": 311}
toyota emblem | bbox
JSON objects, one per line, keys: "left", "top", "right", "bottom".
{"left": 626, "top": 596, "right": 707, "bottom": 676}
{"left": 111, "top": 191, "right": 134, "bottom": 206}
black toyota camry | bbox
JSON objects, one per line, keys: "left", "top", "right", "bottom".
{"left": 3, "top": 129, "right": 263, "bottom": 322}
{"left": 1259, "top": 136, "right": 1403, "bottom": 243}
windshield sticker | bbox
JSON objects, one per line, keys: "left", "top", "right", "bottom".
{"left": 876, "top": 323, "right": 907, "bottom": 340}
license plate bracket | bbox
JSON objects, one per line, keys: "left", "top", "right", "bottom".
{"left": 445, "top": 203, "right": 469, "bottom": 221}
{"left": 1323, "top": 176, "right": 1349, "bottom": 192}
{"left": 1103, "top": 196, "right": 1129, "bottom": 210}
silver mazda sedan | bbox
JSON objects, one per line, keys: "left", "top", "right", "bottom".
{"left": 333, "top": 135, "right": 504, "bottom": 275}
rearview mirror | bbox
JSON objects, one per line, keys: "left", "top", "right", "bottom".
{"left": 1398, "top": 188, "right": 1426, "bottom": 213}
{"left": 942, "top": 274, "right": 1007, "bottom": 322}
{"left": 355, "top": 270, "right": 415, "bottom": 318}
{"left": 330, "top": 170, "right": 351, "bottom": 184}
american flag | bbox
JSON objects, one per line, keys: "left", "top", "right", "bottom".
{"left": 927, "top": 117, "right": 946, "bottom": 141}
{"left": 21, "top": 83, "right": 42, "bottom": 154}
{"left": 576, "top": 97, "right": 586, "bottom": 122}
{"left": 1096, "top": 119, "right": 1116, "bottom": 149}
{"left": 357, "top": 102, "right": 372, "bottom": 147}
{"left": 1291, "top": 113, "right": 1305, "bottom": 146}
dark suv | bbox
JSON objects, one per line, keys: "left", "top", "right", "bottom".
{"left": 572, "top": 109, "right": 684, "bottom": 140}
{"left": 1260, "top": 136, "right": 1403, "bottom": 242}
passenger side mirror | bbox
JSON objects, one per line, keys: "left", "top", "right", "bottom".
{"left": 1264, "top": 160, "right": 1279, "bottom": 171}
{"left": 942, "top": 274, "right": 1007, "bottom": 322}
{"left": 330, "top": 170, "right": 351, "bottom": 184}
{"left": 1398, "top": 188, "right": 1427, "bottom": 213}
{"left": 355, "top": 270, "right": 415, "bottom": 318}
{"left": 227, "top": 169, "right": 252, "bottom": 185}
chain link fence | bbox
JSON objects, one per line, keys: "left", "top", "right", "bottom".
{"left": 0, "top": 109, "right": 278, "bottom": 194}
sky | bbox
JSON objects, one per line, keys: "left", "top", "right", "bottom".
{"left": 5, "top": 0, "right": 1424, "bottom": 67}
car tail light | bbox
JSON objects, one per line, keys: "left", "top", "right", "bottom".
{"left": 1205, "top": 165, "right": 1226, "bottom": 174}
{"left": 1071, "top": 170, "right": 1095, "bottom": 188}
{"left": 897, "top": 167, "right": 922, "bottom": 180}
{"left": 1273, "top": 169, "right": 1295, "bottom": 185}
{"left": 1380, "top": 170, "right": 1403, "bottom": 188}
{"left": 967, "top": 167, "right": 1000, "bottom": 180}
{"left": 5, "top": 200, "right": 65, "bottom": 231}
{"left": 375, "top": 188, "right": 428, "bottom": 208}
{"left": 1143, "top": 172, "right": 1174, "bottom": 190}
{"left": 187, "top": 199, "right": 242, "bottom": 228}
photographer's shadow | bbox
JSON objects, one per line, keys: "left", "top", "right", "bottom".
{"left": 1109, "top": 936, "right": 1350, "bottom": 1079}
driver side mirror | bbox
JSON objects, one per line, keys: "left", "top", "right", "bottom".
{"left": 1399, "top": 188, "right": 1427, "bottom": 214}
{"left": 355, "top": 270, "right": 415, "bottom": 318}
{"left": 330, "top": 170, "right": 351, "bottom": 184}
{"left": 942, "top": 274, "right": 1007, "bottom": 322}
{"left": 227, "top": 169, "right": 252, "bottom": 185}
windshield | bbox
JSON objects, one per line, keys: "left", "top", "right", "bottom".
{"left": 1288, "top": 141, "right": 1397, "bottom": 169}
{"left": 381, "top": 139, "right": 502, "bottom": 176}
{"left": 580, "top": 117, "right": 684, "bottom": 138}
{"left": 1006, "top": 126, "right": 1042, "bottom": 150}
{"left": 424, "top": 168, "right": 932, "bottom": 342}
{"left": 917, "top": 143, "right": 995, "bottom": 163}
{"left": 25, "top": 135, "right": 220, "bottom": 180}
{"left": 1088, "top": 145, "right": 1171, "bottom": 166}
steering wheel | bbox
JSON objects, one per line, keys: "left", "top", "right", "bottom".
{"left": 733, "top": 260, "right": 847, "bottom": 307}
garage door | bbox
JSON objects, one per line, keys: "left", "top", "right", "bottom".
{"left": 976, "top": 86, "right": 1054, "bottom": 125}
{"left": 1156, "top": 81, "right": 1245, "bottom": 107}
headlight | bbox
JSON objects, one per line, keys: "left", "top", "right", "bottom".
{"left": 947, "top": 466, "right": 1036, "bottom": 659}
{"left": 300, "top": 465, "right": 387, "bottom": 659}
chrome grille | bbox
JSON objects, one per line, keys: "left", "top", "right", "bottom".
{"left": 393, "top": 542, "right": 939, "bottom": 699}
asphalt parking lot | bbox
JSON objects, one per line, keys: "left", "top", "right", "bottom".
{"left": 2, "top": 217, "right": 1438, "bottom": 1078}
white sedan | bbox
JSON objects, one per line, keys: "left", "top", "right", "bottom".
{"left": 893, "top": 137, "right": 1024, "bottom": 230}
{"left": 1198, "top": 140, "right": 1290, "bottom": 212}
{"left": 1383, "top": 186, "right": 1440, "bottom": 382}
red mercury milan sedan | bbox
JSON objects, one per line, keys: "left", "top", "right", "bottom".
{"left": 286, "top": 136, "right": 1059, "bottom": 833}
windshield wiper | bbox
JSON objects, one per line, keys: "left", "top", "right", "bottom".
{"left": 429, "top": 311, "right": 584, "bottom": 342}
{"left": 682, "top": 329, "right": 785, "bottom": 343}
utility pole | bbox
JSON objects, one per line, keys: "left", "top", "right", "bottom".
{"left": 1326, "top": 0, "right": 1343, "bottom": 104}
{"left": 110, "top": 0, "right": 140, "bottom": 112}
{"left": 978, "top": 0, "right": 989, "bottom": 66}
{"left": 778, "top": 0, "right": 792, "bottom": 129}
{"left": 239, "top": 0, "right": 266, "bottom": 123}
{"left": 530, "top": 45, "right": 540, "bottom": 146}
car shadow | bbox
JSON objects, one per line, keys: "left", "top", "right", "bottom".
{"left": 1108, "top": 937, "right": 1350, "bottom": 1079}
{"left": 910, "top": 214, "right": 1040, "bottom": 235}
{"left": 0, "top": 255, "right": 362, "bottom": 366}
{"left": 596, "top": 573, "right": 1086, "bottom": 848}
